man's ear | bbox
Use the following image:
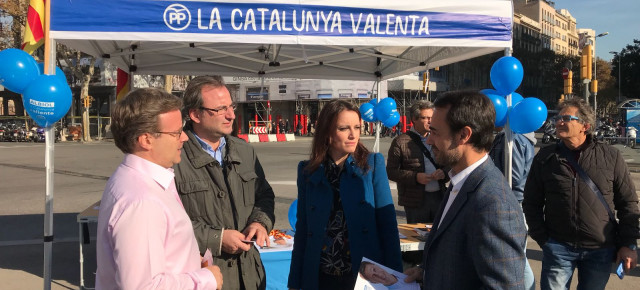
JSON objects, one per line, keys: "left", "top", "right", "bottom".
{"left": 458, "top": 126, "right": 473, "bottom": 145}
{"left": 137, "top": 133, "right": 154, "bottom": 151}
{"left": 583, "top": 123, "right": 591, "bottom": 133}
{"left": 189, "top": 108, "right": 201, "bottom": 124}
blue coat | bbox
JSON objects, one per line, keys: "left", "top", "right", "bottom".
{"left": 422, "top": 159, "right": 527, "bottom": 289}
{"left": 288, "top": 153, "right": 402, "bottom": 290}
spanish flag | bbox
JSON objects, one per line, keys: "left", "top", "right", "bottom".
{"left": 116, "top": 68, "right": 130, "bottom": 101}
{"left": 21, "top": 0, "right": 46, "bottom": 55}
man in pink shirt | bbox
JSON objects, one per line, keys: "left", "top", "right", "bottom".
{"left": 96, "top": 88, "right": 222, "bottom": 289}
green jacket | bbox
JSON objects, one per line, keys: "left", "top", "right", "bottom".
{"left": 174, "top": 129, "right": 275, "bottom": 290}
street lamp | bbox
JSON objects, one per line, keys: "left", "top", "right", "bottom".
{"left": 610, "top": 51, "right": 622, "bottom": 103}
{"left": 591, "top": 32, "right": 608, "bottom": 114}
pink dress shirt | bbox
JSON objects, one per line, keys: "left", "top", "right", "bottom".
{"left": 96, "top": 154, "right": 217, "bottom": 290}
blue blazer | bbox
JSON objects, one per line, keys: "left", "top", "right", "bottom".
{"left": 288, "top": 153, "right": 402, "bottom": 290}
{"left": 422, "top": 159, "right": 527, "bottom": 290}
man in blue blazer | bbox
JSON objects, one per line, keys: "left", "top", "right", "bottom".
{"left": 405, "top": 91, "right": 527, "bottom": 289}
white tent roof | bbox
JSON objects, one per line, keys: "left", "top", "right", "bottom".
{"left": 50, "top": 0, "right": 513, "bottom": 80}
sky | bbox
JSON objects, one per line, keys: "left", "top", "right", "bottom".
{"left": 552, "top": 0, "right": 639, "bottom": 61}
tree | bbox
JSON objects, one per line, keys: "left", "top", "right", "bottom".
{"left": 611, "top": 39, "right": 640, "bottom": 101}
{"left": 0, "top": 0, "right": 27, "bottom": 50}
{"left": 58, "top": 45, "right": 96, "bottom": 142}
{"left": 594, "top": 58, "right": 616, "bottom": 115}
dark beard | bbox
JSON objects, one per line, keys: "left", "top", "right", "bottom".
{"left": 434, "top": 144, "right": 461, "bottom": 168}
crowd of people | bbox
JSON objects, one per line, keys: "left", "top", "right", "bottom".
{"left": 96, "top": 76, "right": 638, "bottom": 290}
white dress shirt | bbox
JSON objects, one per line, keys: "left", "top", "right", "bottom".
{"left": 438, "top": 154, "right": 489, "bottom": 228}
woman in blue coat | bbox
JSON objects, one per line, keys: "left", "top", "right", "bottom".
{"left": 287, "top": 100, "right": 402, "bottom": 290}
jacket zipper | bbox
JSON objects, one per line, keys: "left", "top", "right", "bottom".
{"left": 572, "top": 176, "right": 579, "bottom": 248}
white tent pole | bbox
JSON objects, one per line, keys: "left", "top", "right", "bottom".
{"left": 503, "top": 48, "right": 513, "bottom": 189}
{"left": 372, "top": 79, "right": 381, "bottom": 152}
{"left": 43, "top": 0, "right": 56, "bottom": 287}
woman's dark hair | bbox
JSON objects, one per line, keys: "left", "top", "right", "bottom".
{"left": 305, "top": 100, "right": 369, "bottom": 173}
{"left": 433, "top": 90, "right": 495, "bottom": 152}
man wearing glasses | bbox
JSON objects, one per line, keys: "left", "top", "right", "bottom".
{"left": 523, "top": 98, "right": 639, "bottom": 289}
{"left": 97, "top": 88, "right": 222, "bottom": 289}
{"left": 174, "top": 76, "right": 275, "bottom": 290}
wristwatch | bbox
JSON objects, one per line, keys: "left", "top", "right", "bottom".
{"left": 628, "top": 244, "right": 638, "bottom": 251}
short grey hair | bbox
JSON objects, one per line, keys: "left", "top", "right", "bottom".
{"left": 409, "top": 100, "right": 434, "bottom": 121}
{"left": 182, "top": 75, "right": 226, "bottom": 121}
{"left": 557, "top": 98, "right": 595, "bottom": 134}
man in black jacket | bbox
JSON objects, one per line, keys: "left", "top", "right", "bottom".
{"left": 523, "top": 98, "right": 639, "bottom": 290}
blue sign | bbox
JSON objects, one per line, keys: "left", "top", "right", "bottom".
{"left": 51, "top": 0, "right": 511, "bottom": 41}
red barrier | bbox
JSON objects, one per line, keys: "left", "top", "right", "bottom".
{"left": 237, "top": 134, "right": 249, "bottom": 142}
{"left": 276, "top": 134, "right": 286, "bottom": 141}
{"left": 258, "top": 134, "right": 269, "bottom": 142}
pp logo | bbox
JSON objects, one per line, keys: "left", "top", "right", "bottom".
{"left": 164, "top": 4, "right": 191, "bottom": 31}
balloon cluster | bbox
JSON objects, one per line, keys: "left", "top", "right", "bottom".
{"left": 481, "top": 56, "right": 547, "bottom": 134}
{"left": 359, "top": 97, "right": 400, "bottom": 128}
{"left": 0, "top": 48, "right": 72, "bottom": 128}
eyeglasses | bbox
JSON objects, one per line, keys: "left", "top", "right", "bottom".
{"left": 200, "top": 103, "right": 237, "bottom": 115}
{"left": 154, "top": 128, "right": 184, "bottom": 139}
{"left": 553, "top": 115, "right": 580, "bottom": 123}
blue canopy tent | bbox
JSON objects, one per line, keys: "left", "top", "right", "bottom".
{"left": 41, "top": 0, "right": 514, "bottom": 288}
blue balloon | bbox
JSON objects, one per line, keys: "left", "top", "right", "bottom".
{"left": 23, "top": 75, "right": 73, "bottom": 128}
{"left": 359, "top": 103, "right": 376, "bottom": 122}
{"left": 374, "top": 98, "right": 397, "bottom": 121}
{"left": 482, "top": 92, "right": 508, "bottom": 127}
{"left": 508, "top": 98, "right": 548, "bottom": 134}
{"left": 382, "top": 111, "right": 400, "bottom": 128}
{"left": 509, "top": 92, "right": 523, "bottom": 107}
{"left": 0, "top": 48, "right": 39, "bottom": 93}
{"left": 369, "top": 98, "right": 378, "bottom": 106}
{"left": 37, "top": 63, "right": 68, "bottom": 84}
{"left": 288, "top": 199, "right": 298, "bottom": 231}
{"left": 490, "top": 56, "right": 524, "bottom": 96}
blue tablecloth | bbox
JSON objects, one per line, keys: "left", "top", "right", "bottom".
{"left": 261, "top": 250, "right": 292, "bottom": 290}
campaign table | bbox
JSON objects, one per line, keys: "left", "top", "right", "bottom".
{"left": 76, "top": 201, "right": 293, "bottom": 290}
{"left": 398, "top": 223, "right": 430, "bottom": 252}
{"left": 77, "top": 200, "right": 100, "bottom": 290}
{"left": 77, "top": 201, "right": 426, "bottom": 290}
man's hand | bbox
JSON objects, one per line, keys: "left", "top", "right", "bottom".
{"left": 221, "top": 229, "right": 252, "bottom": 254}
{"left": 431, "top": 169, "right": 445, "bottom": 181}
{"left": 243, "top": 222, "right": 270, "bottom": 248}
{"left": 616, "top": 246, "right": 638, "bottom": 273}
{"left": 205, "top": 265, "right": 223, "bottom": 290}
{"left": 416, "top": 173, "right": 430, "bottom": 185}
{"left": 403, "top": 266, "right": 423, "bottom": 283}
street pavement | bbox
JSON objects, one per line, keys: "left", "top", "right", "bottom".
{"left": 0, "top": 135, "right": 639, "bottom": 289}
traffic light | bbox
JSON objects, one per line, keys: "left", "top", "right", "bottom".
{"left": 83, "top": 96, "right": 92, "bottom": 108}
{"left": 591, "top": 80, "right": 598, "bottom": 93}
{"left": 422, "top": 71, "right": 428, "bottom": 93}
{"left": 563, "top": 71, "right": 573, "bottom": 95}
{"left": 580, "top": 45, "right": 593, "bottom": 80}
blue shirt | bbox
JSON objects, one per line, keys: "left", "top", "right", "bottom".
{"left": 194, "top": 134, "right": 226, "bottom": 166}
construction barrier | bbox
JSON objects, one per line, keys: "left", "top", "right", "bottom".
{"left": 239, "top": 134, "right": 296, "bottom": 143}
{"left": 248, "top": 134, "right": 260, "bottom": 143}
{"left": 285, "top": 134, "right": 295, "bottom": 141}
{"left": 251, "top": 127, "right": 268, "bottom": 134}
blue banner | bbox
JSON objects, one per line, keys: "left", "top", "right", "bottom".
{"left": 51, "top": 0, "right": 511, "bottom": 41}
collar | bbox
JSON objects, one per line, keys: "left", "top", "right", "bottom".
{"left": 448, "top": 154, "right": 489, "bottom": 193}
{"left": 410, "top": 127, "right": 428, "bottom": 141}
{"left": 123, "top": 154, "right": 175, "bottom": 190}
{"left": 309, "top": 154, "right": 355, "bottom": 185}
{"left": 183, "top": 130, "right": 243, "bottom": 169}
{"left": 194, "top": 133, "right": 226, "bottom": 154}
